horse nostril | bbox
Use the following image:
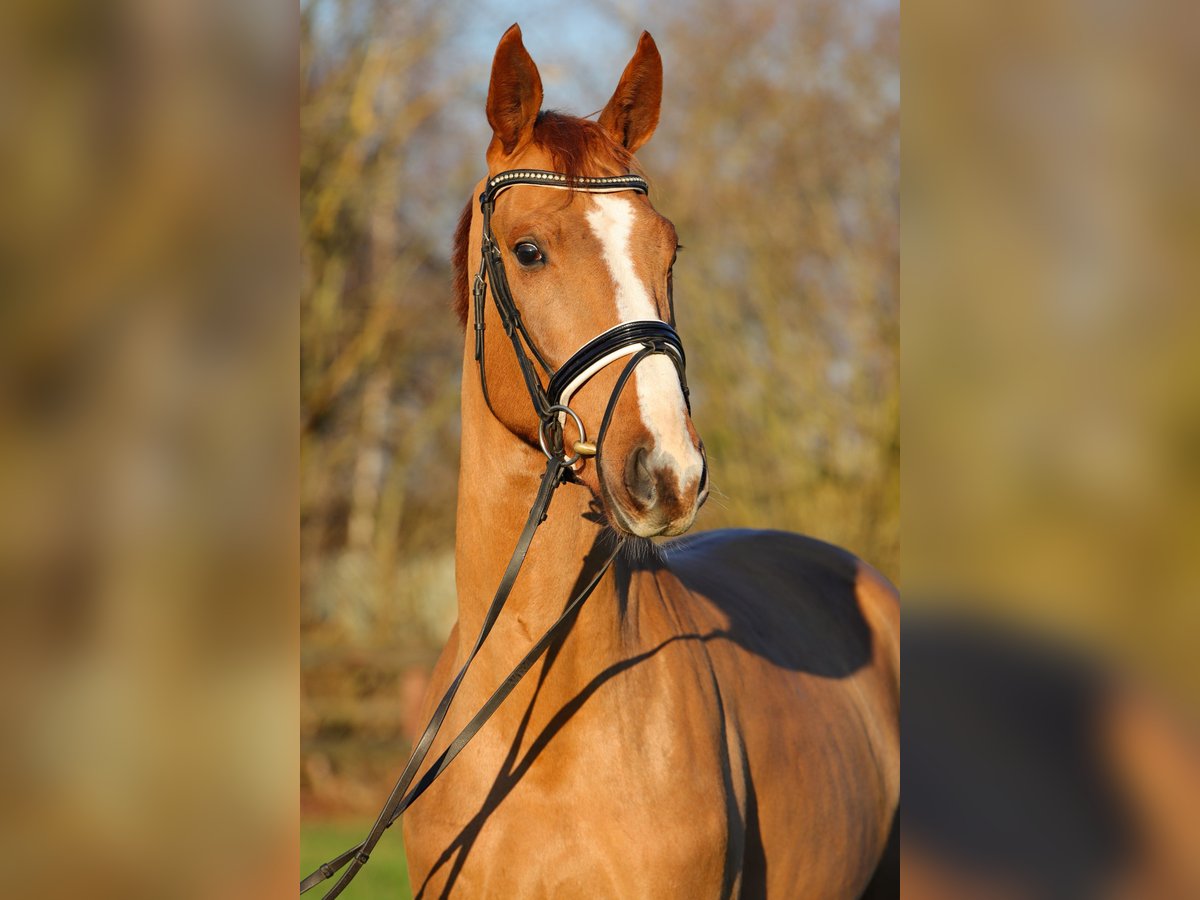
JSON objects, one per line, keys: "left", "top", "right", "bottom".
{"left": 625, "top": 446, "right": 657, "bottom": 508}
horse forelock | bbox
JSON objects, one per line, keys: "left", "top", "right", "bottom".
{"left": 451, "top": 111, "right": 644, "bottom": 330}
{"left": 532, "top": 110, "right": 639, "bottom": 181}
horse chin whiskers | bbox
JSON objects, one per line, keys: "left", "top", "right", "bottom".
{"left": 618, "top": 534, "right": 662, "bottom": 566}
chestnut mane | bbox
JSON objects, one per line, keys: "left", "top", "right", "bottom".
{"left": 451, "top": 111, "right": 640, "bottom": 328}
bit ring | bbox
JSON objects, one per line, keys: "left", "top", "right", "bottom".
{"left": 538, "top": 404, "right": 587, "bottom": 467}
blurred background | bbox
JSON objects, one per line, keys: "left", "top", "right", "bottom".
{"left": 299, "top": 0, "right": 899, "bottom": 847}
{"left": 4, "top": 0, "right": 1197, "bottom": 895}
{"left": 903, "top": 0, "right": 1200, "bottom": 895}
{"left": 904, "top": 0, "right": 1200, "bottom": 704}
{"left": 2, "top": 0, "right": 297, "bottom": 897}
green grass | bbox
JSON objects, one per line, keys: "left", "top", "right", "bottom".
{"left": 301, "top": 819, "right": 413, "bottom": 899}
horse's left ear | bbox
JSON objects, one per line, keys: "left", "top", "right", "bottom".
{"left": 598, "top": 31, "right": 662, "bottom": 153}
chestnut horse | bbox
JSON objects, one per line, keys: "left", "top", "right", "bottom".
{"left": 402, "top": 25, "right": 899, "bottom": 899}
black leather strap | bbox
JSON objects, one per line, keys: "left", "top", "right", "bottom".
{"left": 546, "top": 320, "right": 687, "bottom": 409}
{"left": 300, "top": 535, "right": 620, "bottom": 896}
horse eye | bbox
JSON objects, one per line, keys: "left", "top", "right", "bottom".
{"left": 514, "top": 242, "right": 544, "bottom": 267}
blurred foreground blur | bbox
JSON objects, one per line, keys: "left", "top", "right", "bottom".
{"left": 1, "top": 0, "right": 295, "bottom": 897}
{"left": 904, "top": 0, "right": 1200, "bottom": 896}
{"left": 904, "top": 614, "right": 1199, "bottom": 899}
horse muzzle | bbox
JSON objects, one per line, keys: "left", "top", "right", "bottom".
{"left": 603, "top": 435, "right": 707, "bottom": 538}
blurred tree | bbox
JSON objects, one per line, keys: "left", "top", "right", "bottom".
{"left": 645, "top": 0, "right": 899, "bottom": 577}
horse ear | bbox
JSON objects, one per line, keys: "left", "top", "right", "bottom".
{"left": 598, "top": 31, "right": 662, "bottom": 153}
{"left": 486, "top": 24, "right": 543, "bottom": 158}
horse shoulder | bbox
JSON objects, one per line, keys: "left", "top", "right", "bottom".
{"left": 659, "top": 529, "right": 900, "bottom": 895}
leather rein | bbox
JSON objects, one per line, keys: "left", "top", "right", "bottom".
{"left": 300, "top": 170, "right": 689, "bottom": 898}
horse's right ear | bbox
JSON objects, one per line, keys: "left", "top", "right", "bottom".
{"left": 486, "top": 24, "right": 543, "bottom": 159}
{"left": 598, "top": 31, "right": 662, "bottom": 153}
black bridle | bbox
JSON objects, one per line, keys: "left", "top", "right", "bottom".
{"left": 473, "top": 169, "right": 688, "bottom": 460}
{"left": 301, "top": 169, "right": 689, "bottom": 898}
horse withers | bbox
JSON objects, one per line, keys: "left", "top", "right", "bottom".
{"left": 403, "top": 25, "right": 900, "bottom": 899}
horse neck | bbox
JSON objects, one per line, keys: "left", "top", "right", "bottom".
{"left": 453, "top": 351, "right": 625, "bottom": 662}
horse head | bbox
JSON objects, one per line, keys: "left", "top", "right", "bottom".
{"left": 462, "top": 24, "right": 707, "bottom": 538}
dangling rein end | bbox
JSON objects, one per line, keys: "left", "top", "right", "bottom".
{"left": 573, "top": 441, "right": 597, "bottom": 457}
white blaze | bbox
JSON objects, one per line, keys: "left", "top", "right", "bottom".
{"left": 585, "top": 196, "right": 703, "bottom": 485}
